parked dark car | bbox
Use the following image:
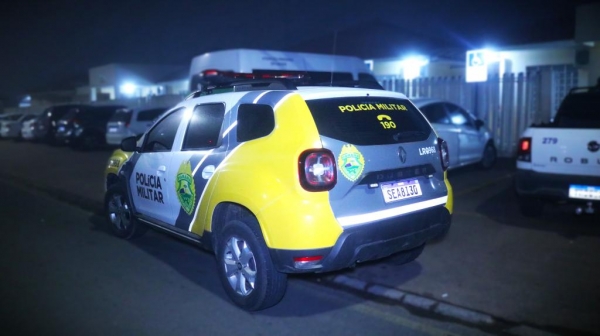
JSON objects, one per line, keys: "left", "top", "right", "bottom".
{"left": 55, "top": 105, "right": 126, "bottom": 150}
{"left": 33, "top": 104, "right": 91, "bottom": 144}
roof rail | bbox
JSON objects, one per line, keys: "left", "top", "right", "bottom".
{"left": 313, "top": 80, "right": 385, "bottom": 90}
{"left": 185, "top": 78, "right": 385, "bottom": 100}
{"left": 186, "top": 79, "right": 298, "bottom": 99}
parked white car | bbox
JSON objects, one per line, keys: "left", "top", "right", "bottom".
{"left": 105, "top": 106, "right": 168, "bottom": 146}
{"left": 411, "top": 98, "right": 496, "bottom": 169}
{"left": 20, "top": 116, "right": 40, "bottom": 141}
{"left": 0, "top": 113, "right": 38, "bottom": 140}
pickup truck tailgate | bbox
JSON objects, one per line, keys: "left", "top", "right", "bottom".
{"left": 529, "top": 128, "right": 600, "bottom": 177}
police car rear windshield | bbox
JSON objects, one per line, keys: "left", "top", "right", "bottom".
{"left": 305, "top": 97, "right": 432, "bottom": 145}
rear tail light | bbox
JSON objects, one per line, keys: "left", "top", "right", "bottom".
{"left": 293, "top": 255, "right": 323, "bottom": 269}
{"left": 517, "top": 137, "right": 532, "bottom": 162}
{"left": 202, "top": 69, "right": 220, "bottom": 77}
{"left": 298, "top": 149, "right": 337, "bottom": 191}
{"left": 438, "top": 138, "right": 450, "bottom": 171}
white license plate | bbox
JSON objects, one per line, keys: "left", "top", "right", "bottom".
{"left": 569, "top": 184, "right": 600, "bottom": 200}
{"left": 380, "top": 179, "right": 422, "bottom": 204}
{"left": 108, "top": 127, "right": 118, "bottom": 133}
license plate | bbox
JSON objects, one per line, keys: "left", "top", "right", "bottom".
{"left": 108, "top": 127, "right": 118, "bottom": 133}
{"left": 57, "top": 126, "right": 65, "bottom": 132}
{"left": 569, "top": 184, "right": 600, "bottom": 200}
{"left": 380, "top": 179, "right": 422, "bottom": 204}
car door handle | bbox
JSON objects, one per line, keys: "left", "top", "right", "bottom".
{"left": 157, "top": 165, "right": 167, "bottom": 173}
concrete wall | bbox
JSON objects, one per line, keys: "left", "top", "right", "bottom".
{"left": 587, "top": 44, "right": 600, "bottom": 86}
{"left": 495, "top": 48, "right": 576, "bottom": 75}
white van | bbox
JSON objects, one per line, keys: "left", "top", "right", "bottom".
{"left": 189, "top": 48, "right": 376, "bottom": 91}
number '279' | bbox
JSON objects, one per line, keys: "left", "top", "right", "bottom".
{"left": 542, "top": 137, "right": 558, "bottom": 144}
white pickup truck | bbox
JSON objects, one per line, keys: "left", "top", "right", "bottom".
{"left": 515, "top": 82, "right": 600, "bottom": 217}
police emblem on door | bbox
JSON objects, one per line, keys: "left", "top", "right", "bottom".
{"left": 176, "top": 161, "right": 196, "bottom": 215}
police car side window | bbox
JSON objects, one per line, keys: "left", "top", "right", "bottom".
{"left": 237, "top": 104, "right": 274, "bottom": 142}
{"left": 182, "top": 103, "right": 225, "bottom": 150}
{"left": 142, "top": 108, "right": 184, "bottom": 152}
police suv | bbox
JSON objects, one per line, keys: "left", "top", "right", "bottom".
{"left": 515, "top": 81, "right": 600, "bottom": 216}
{"left": 104, "top": 75, "right": 453, "bottom": 310}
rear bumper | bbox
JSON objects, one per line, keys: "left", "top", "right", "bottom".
{"left": 515, "top": 168, "right": 600, "bottom": 203}
{"left": 269, "top": 205, "right": 451, "bottom": 273}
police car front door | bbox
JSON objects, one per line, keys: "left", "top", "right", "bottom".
{"left": 130, "top": 108, "right": 185, "bottom": 224}
{"left": 131, "top": 153, "right": 172, "bottom": 222}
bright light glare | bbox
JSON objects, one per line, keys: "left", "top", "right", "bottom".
{"left": 183, "top": 107, "right": 193, "bottom": 123}
{"left": 401, "top": 56, "right": 429, "bottom": 80}
{"left": 120, "top": 82, "right": 137, "bottom": 95}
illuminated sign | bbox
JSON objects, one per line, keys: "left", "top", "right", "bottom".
{"left": 466, "top": 50, "right": 487, "bottom": 82}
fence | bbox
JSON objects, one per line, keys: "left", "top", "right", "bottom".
{"left": 377, "top": 67, "right": 578, "bottom": 157}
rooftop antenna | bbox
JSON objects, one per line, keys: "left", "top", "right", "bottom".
{"left": 330, "top": 30, "right": 337, "bottom": 86}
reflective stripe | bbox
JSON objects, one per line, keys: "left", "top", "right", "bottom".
{"left": 191, "top": 150, "right": 214, "bottom": 176}
{"left": 222, "top": 120, "right": 237, "bottom": 138}
{"left": 336, "top": 196, "right": 448, "bottom": 227}
{"left": 273, "top": 93, "right": 294, "bottom": 110}
{"left": 253, "top": 91, "right": 270, "bottom": 103}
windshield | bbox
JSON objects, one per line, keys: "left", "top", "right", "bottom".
{"left": 4, "top": 114, "right": 22, "bottom": 121}
{"left": 554, "top": 91, "right": 600, "bottom": 128}
{"left": 110, "top": 109, "right": 133, "bottom": 123}
{"left": 305, "top": 97, "right": 432, "bottom": 145}
{"left": 137, "top": 108, "right": 167, "bottom": 121}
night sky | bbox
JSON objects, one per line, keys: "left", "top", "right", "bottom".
{"left": 0, "top": 0, "right": 597, "bottom": 102}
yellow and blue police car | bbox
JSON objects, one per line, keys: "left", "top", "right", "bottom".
{"left": 104, "top": 76, "right": 453, "bottom": 311}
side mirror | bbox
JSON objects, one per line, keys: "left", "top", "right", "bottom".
{"left": 475, "top": 119, "right": 484, "bottom": 130}
{"left": 121, "top": 136, "right": 138, "bottom": 152}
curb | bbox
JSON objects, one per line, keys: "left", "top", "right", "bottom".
{"left": 321, "top": 275, "right": 576, "bottom": 336}
{"left": 326, "top": 274, "right": 495, "bottom": 325}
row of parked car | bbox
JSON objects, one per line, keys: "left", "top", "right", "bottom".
{"left": 1, "top": 97, "right": 497, "bottom": 169}
{"left": 0, "top": 104, "right": 169, "bottom": 150}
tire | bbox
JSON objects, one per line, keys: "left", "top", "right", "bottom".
{"left": 479, "top": 142, "right": 497, "bottom": 169}
{"left": 386, "top": 244, "right": 425, "bottom": 266}
{"left": 518, "top": 196, "right": 544, "bottom": 217}
{"left": 216, "top": 219, "right": 287, "bottom": 311}
{"left": 104, "top": 184, "right": 147, "bottom": 239}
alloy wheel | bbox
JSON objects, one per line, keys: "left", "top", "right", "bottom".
{"left": 223, "top": 236, "right": 257, "bottom": 296}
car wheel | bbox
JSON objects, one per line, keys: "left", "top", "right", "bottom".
{"left": 479, "top": 142, "right": 497, "bottom": 169}
{"left": 216, "top": 219, "right": 287, "bottom": 311}
{"left": 518, "top": 196, "right": 544, "bottom": 217}
{"left": 386, "top": 243, "right": 425, "bottom": 265}
{"left": 104, "top": 184, "right": 147, "bottom": 239}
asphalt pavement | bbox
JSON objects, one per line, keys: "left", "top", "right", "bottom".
{"left": 1, "top": 140, "right": 599, "bottom": 335}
